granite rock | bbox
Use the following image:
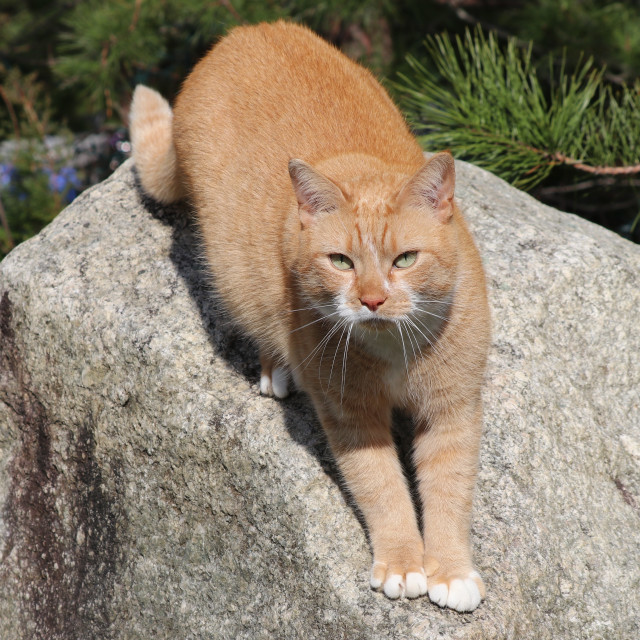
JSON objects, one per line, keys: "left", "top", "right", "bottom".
{"left": 1, "top": 159, "right": 639, "bottom": 639}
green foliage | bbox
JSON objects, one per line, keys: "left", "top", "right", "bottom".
{"left": 0, "top": 63, "right": 53, "bottom": 139}
{"left": 1, "top": 0, "right": 399, "bottom": 132}
{"left": 55, "top": 0, "right": 169, "bottom": 120}
{"left": 52, "top": 0, "right": 398, "bottom": 124}
{"left": 500, "top": 0, "right": 640, "bottom": 83}
{"left": 0, "top": 148, "right": 67, "bottom": 256}
{"left": 0, "top": 0, "right": 401, "bottom": 260}
{"left": 1, "top": 0, "right": 640, "bottom": 253}
{"left": 0, "top": 1, "right": 67, "bottom": 133}
{"left": 397, "top": 28, "right": 640, "bottom": 191}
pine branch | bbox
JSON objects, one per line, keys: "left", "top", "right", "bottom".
{"left": 396, "top": 28, "right": 640, "bottom": 189}
{"left": 551, "top": 153, "right": 640, "bottom": 175}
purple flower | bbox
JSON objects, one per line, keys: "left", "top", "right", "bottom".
{"left": 46, "top": 166, "right": 82, "bottom": 203}
{"left": 0, "top": 163, "right": 17, "bottom": 189}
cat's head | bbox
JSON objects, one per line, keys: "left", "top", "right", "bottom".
{"left": 288, "top": 152, "right": 460, "bottom": 341}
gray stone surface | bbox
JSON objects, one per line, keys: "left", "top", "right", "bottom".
{"left": 1, "top": 158, "right": 639, "bottom": 639}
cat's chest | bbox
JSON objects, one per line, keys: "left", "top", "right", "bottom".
{"left": 354, "top": 325, "right": 413, "bottom": 401}
{"left": 356, "top": 325, "right": 405, "bottom": 363}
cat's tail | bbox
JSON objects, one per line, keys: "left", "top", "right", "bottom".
{"left": 129, "top": 85, "right": 186, "bottom": 204}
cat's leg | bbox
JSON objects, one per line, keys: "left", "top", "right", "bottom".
{"left": 259, "top": 352, "right": 290, "bottom": 398}
{"left": 317, "top": 404, "right": 427, "bottom": 599}
{"left": 413, "top": 398, "right": 485, "bottom": 612}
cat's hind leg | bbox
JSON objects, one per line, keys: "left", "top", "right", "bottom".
{"left": 259, "top": 352, "right": 290, "bottom": 399}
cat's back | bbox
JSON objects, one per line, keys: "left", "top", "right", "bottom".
{"left": 170, "top": 22, "right": 425, "bottom": 355}
{"left": 172, "top": 21, "right": 423, "bottom": 176}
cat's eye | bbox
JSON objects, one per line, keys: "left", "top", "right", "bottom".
{"left": 330, "top": 253, "right": 354, "bottom": 270}
{"left": 393, "top": 251, "right": 418, "bottom": 269}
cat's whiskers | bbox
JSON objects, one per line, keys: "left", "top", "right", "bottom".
{"left": 413, "top": 304, "right": 449, "bottom": 323}
{"left": 340, "top": 323, "right": 353, "bottom": 404}
{"left": 411, "top": 314, "right": 446, "bottom": 361}
{"left": 396, "top": 321, "right": 410, "bottom": 376}
{"left": 405, "top": 315, "right": 433, "bottom": 348}
{"left": 407, "top": 315, "right": 446, "bottom": 364}
{"left": 319, "top": 320, "right": 347, "bottom": 393}
{"left": 413, "top": 309, "right": 448, "bottom": 322}
{"left": 292, "top": 317, "right": 346, "bottom": 375}
{"left": 290, "top": 309, "right": 341, "bottom": 334}
{"left": 401, "top": 319, "right": 419, "bottom": 361}
{"left": 285, "top": 302, "right": 336, "bottom": 314}
{"left": 414, "top": 296, "right": 448, "bottom": 304}
{"left": 328, "top": 321, "right": 349, "bottom": 393}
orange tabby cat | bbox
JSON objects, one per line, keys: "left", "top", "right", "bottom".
{"left": 129, "top": 21, "right": 490, "bottom": 612}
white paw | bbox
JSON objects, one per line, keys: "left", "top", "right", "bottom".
{"left": 428, "top": 571, "right": 482, "bottom": 612}
{"left": 271, "top": 366, "right": 289, "bottom": 398}
{"left": 259, "top": 373, "right": 273, "bottom": 396}
{"left": 370, "top": 565, "right": 427, "bottom": 599}
{"left": 259, "top": 367, "right": 289, "bottom": 398}
{"left": 405, "top": 570, "right": 428, "bottom": 599}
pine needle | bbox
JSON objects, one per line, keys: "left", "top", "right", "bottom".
{"left": 396, "top": 28, "right": 640, "bottom": 190}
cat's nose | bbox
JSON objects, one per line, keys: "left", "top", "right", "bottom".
{"left": 360, "top": 296, "right": 387, "bottom": 312}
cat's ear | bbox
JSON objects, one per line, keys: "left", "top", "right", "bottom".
{"left": 288, "top": 159, "right": 346, "bottom": 228}
{"left": 399, "top": 152, "right": 455, "bottom": 223}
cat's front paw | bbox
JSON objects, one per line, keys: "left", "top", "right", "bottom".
{"left": 259, "top": 366, "right": 289, "bottom": 398}
{"left": 370, "top": 562, "right": 427, "bottom": 599}
{"left": 425, "top": 560, "right": 485, "bottom": 612}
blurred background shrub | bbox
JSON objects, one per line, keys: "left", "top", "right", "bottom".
{"left": 1, "top": 0, "right": 639, "bottom": 258}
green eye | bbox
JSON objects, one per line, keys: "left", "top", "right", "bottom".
{"left": 393, "top": 251, "right": 418, "bottom": 269}
{"left": 330, "top": 253, "right": 354, "bottom": 270}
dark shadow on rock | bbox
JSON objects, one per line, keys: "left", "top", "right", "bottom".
{"left": 131, "top": 169, "right": 421, "bottom": 538}
{"left": 134, "top": 178, "right": 260, "bottom": 382}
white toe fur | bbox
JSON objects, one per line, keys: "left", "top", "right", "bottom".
{"left": 370, "top": 563, "right": 384, "bottom": 590}
{"left": 383, "top": 574, "right": 405, "bottom": 599}
{"left": 259, "top": 373, "right": 273, "bottom": 396}
{"left": 446, "top": 579, "right": 467, "bottom": 610}
{"left": 428, "top": 572, "right": 482, "bottom": 612}
{"left": 371, "top": 564, "right": 428, "bottom": 600}
{"left": 428, "top": 582, "right": 448, "bottom": 607}
{"left": 405, "top": 570, "right": 428, "bottom": 598}
{"left": 271, "top": 366, "right": 290, "bottom": 398}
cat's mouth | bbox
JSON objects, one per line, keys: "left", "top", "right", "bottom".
{"left": 357, "top": 316, "right": 395, "bottom": 330}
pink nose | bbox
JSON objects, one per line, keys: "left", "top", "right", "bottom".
{"left": 360, "top": 296, "right": 386, "bottom": 312}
